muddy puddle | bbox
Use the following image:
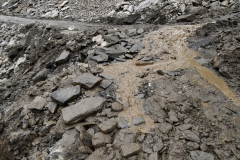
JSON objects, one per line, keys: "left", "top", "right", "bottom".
{"left": 101, "top": 25, "right": 240, "bottom": 133}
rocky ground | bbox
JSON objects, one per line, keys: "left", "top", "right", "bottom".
{"left": 0, "top": 0, "right": 240, "bottom": 160}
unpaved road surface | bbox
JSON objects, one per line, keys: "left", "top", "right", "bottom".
{"left": 0, "top": 13, "right": 239, "bottom": 160}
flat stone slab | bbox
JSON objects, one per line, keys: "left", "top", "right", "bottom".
{"left": 62, "top": 97, "right": 106, "bottom": 124}
{"left": 55, "top": 50, "right": 70, "bottom": 64}
{"left": 121, "top": 143, "right": 141, "bottom": 157}
{"left": 72, "top": 73, "right": 102, "bottom": 89}
{"left": 51, "top": 85, "right": 81, "bottom": 105}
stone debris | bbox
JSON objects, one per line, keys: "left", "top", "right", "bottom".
{"left": 28, "top": 96, "right": 47, "bottom": 110}
{"left": 51, "top": 85, "right": 81, "bottom": 105}
{"left": 55, "top": 50, "right": 70, "bottom": 64}
{"left": 0, "top": 2, "right": 239, "bottom": 159}
{"left": 121, "top": 143, "right": 141, "bottom": 157}
{"left": 98, "top": 118, "right": 117, "bottom": 133}
{"left": 73, "top": 73, "right": 102, "bottom": 89}
{"left": 62, "top": 97, "right": 106, "bottom": 124}
{"left": 92, "top": 132, "right": 112, "bottom": 148}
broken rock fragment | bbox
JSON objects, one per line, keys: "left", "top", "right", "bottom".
{"left": 55, "top": 50, "right": 70, "bottom": 64}
{"left": 92, "top": 132, "right": 112, "bottom": 148}
{"left": 98, "top": 118, "right": 117, "bottom": 133}
{"left": 72, "top": 73, "right": 102, "bottom": 89}
{"left": 62, "top": 97, "right": 106, "bottom": 124}
{"left": 51, "top": 85, "right": 81, "bottom": 105}
{"left": 121, "top": 143, "right": 141, "bottom": 157}
{"left": 28, "top": 96, "right": 47, "bottom": 110}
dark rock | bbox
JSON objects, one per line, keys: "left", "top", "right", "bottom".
{"left": 88, "top": 61, "right": 103, "bottom": 74}
{"left": 102, "top": 35, "right": 120, "bottom": 44}
{"left": 102, "top": 46, "right": 128, "bottom": 60}
{"left": 66, "top": 40, "right": 81, "bottom": 52}
{"left": 190, "top": 150, "right": 214, "bottom": 160}
{"left": 73, "top": 73, "right": 102, "bottom": 89}
{"left": 62, "top": 97, "right": 106, "bottom": 124}
{"left": 51, "top": 85, "right": 81, "bottom": 105}
{"left": 32, "top": 68, "right": 50, "bottom": 83}
{"left": 79, "top": 126, "right": 93, "bottom": 149}
{"left": 156, "top": 70, "right": 165, "bottom": 75}
{"left": 0, "top": 122, "right": 4, "bottom": 134}
{"left": 7, "top": 47, "right": 19, "bottom": 59}
{"left": 92, "top": 132, "right": 112, "bottom": 148}
{"left": 100, "top": 80, "right": 113, "bottom": 89}
{"left": 115, "top": 58, "right": 126, "bottom": 62}
{"left": 55, "top": 50, "right": 70, "bottom": 64}
{"left": 91, "top": 52, "right": 109, "bottom": 63}
{"left": 121, "top": 143, "right": 141, "bottom": 157}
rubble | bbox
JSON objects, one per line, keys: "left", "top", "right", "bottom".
{"left": 0, "top": 1, "right": 239, "bottom": 159}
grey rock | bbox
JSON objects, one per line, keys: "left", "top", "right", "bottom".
{"left": 98, "top": 118, "right": 117, "bottom": 133}
{"left": 66, "top": 40, "right": 81, "bottom": 52}
{"left": 183, "top": 130, "right": 200, "bottom": 142}
{"left": 112, "top": 102, "right": 123, "bottom": 112}
{"left": 118, "top": 117, "right": 130, "bottom": 129}
{"left": 92, "top": 132, "right": 112, "bottom": 148}
{"left": 149, "top": 152, "right": 159, "bottom": 160}
{"left": 49, "top": 129, "right": 80, "bottom": 159}
{"left": 28, "top": 96, "right": 47, "bottom": 110}
{"left": 113, "top": 130, "right": 137, "bottom": 147}
{"left": 100, "top": 80, "right": 113, "bottom": 89}
{"left": 121, "top": 143, "right": 141, "bottom": 157}
{"left": 178, "top": 124, "right": 193, "bottom": 131}
{"left": 51, "top": 85, "right": 81, "bottom": 105}
{"left": 46, "top": 101, "right": 58, "bottom": 113}
{"left": 88, "top": 60, "right": 103, "bottom": 74}
{"left": 137, "top": 28, "right": 144, "bottom": 34}
{"left": 86, "top": 148, "right": 108, "bottom": 160}
{"left": 186, "top": 142, "right": 200, "bottom": 151}
{"left": 41, "top": 10, "right": 59, "bottom": 18}
{"left": 126, "top": 28, "right": 137, "bottom": 36}
{"left": 55, "top": 50, "right": 70, "bottom": 64}
{"left": 73, "top": 73, "right": 102, "bottom": 89}
{"left": 79, "top": 126, "right": 93, "bottom": 148}
{"left": 125, "top": 54, "right": 133, "bottom": 59}
{"left": 104, "top": 46, "right": 128, "bottom": 60}
{"left": 32, "top": 68, "right": 50, "bottom": 83}
{"left": 91, "top": 52, "right": 108, "bottom": 63}
{"left": 129, "top": 42, "right": 145, "bottom": 53}
{"left": 78, "top": 146, "right": 93, "bottom": 154}
{"left": 200, "top": 143, "right": 208, "bottom": 152}
{"left": 62, "top": 97, "right": 106, "bottom": 124}
{"left": 115, "top": 58, "right": 126, "bottom": 62}
{"left": 168, "top": 111, "right": 179, "bottom": 123}
{"left": 102, "top": 35, "right": 120, "bottom": 44}
{"left": 177, "top": 14, "right": 196, "bottom": 22}
{"left": 158, "top": 123, "right": 173, "bottom": 134}
{"left": 131, "top": 116, "right": 146, "bottom": 126}
{"left": 190, "top": 150, "right": 214, "bottom": 160}
{"left": 153, "top": 140, "right": 164, "bottom": 152}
